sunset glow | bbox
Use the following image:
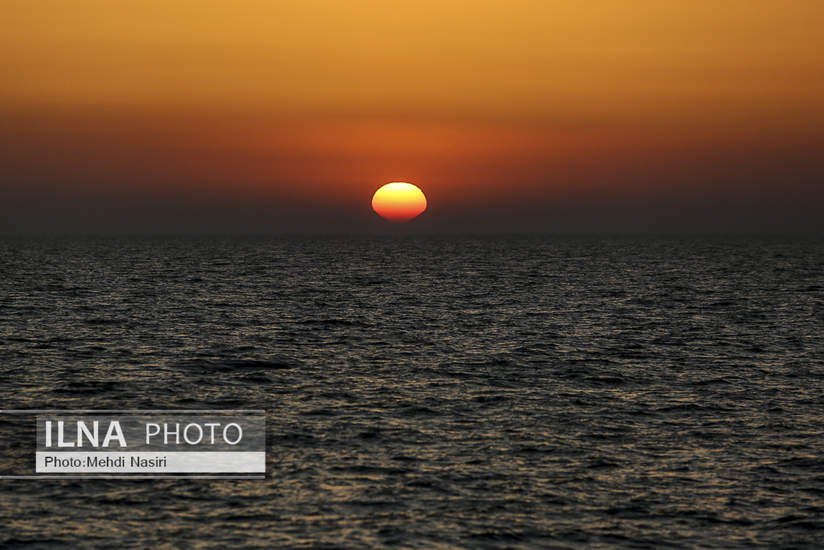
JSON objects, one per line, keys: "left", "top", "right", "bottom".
{"left": 371, "top": 183, "right": 427, "bottom": 223}
{"left": 0, "top": 1, "right": 822, "bottom": 232}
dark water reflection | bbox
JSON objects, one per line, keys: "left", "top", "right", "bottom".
{"left": 0, "top": 236, "right": 823, "bottom": 548}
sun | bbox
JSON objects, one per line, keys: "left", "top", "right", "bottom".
{"left": 371, "top": 182, "right": 427, "bottom": 223}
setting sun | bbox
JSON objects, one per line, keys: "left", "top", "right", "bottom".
{"left": 371, "top": 182, "right": 427, "bottom": 223}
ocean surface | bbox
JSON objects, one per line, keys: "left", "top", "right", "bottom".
{"left": 0, "top": 235, "right": 823, "bottom": 549}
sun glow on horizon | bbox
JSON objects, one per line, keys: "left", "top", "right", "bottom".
{"left": 371, "top": 182, "right": 427, "bottom": 223}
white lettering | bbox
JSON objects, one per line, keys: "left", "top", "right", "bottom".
{"left": 224, "top": 423, "right": 242, "bottom": 445}
{"left": 57, "top": 421, "right": 75, "bottom": 448}
{"left": 102, "top": 421, "right": 127, "bottom": 447}
{"left": 145, "top": 423, "right": 160, "bottom": 444}
{"left": 183, "top": 423, "right": 203, "bottom": 445}
{"left": 77, "top": 421, "right": 99, "bottom": 447}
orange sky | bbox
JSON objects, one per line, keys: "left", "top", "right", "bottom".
{"left": 2, "top": 0, "right": 823, "bottom": 231}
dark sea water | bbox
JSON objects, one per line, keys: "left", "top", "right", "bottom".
{"left": 1, "top": 236, "right": 823, "bottom": 548}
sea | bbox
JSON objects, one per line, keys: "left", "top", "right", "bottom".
{"left": 0, "top": 235, "right": 822, "bottom": 548}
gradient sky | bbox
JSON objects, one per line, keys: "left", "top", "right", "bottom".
{"left": 2, "top": 0, "right": 823, "bottom": 232}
